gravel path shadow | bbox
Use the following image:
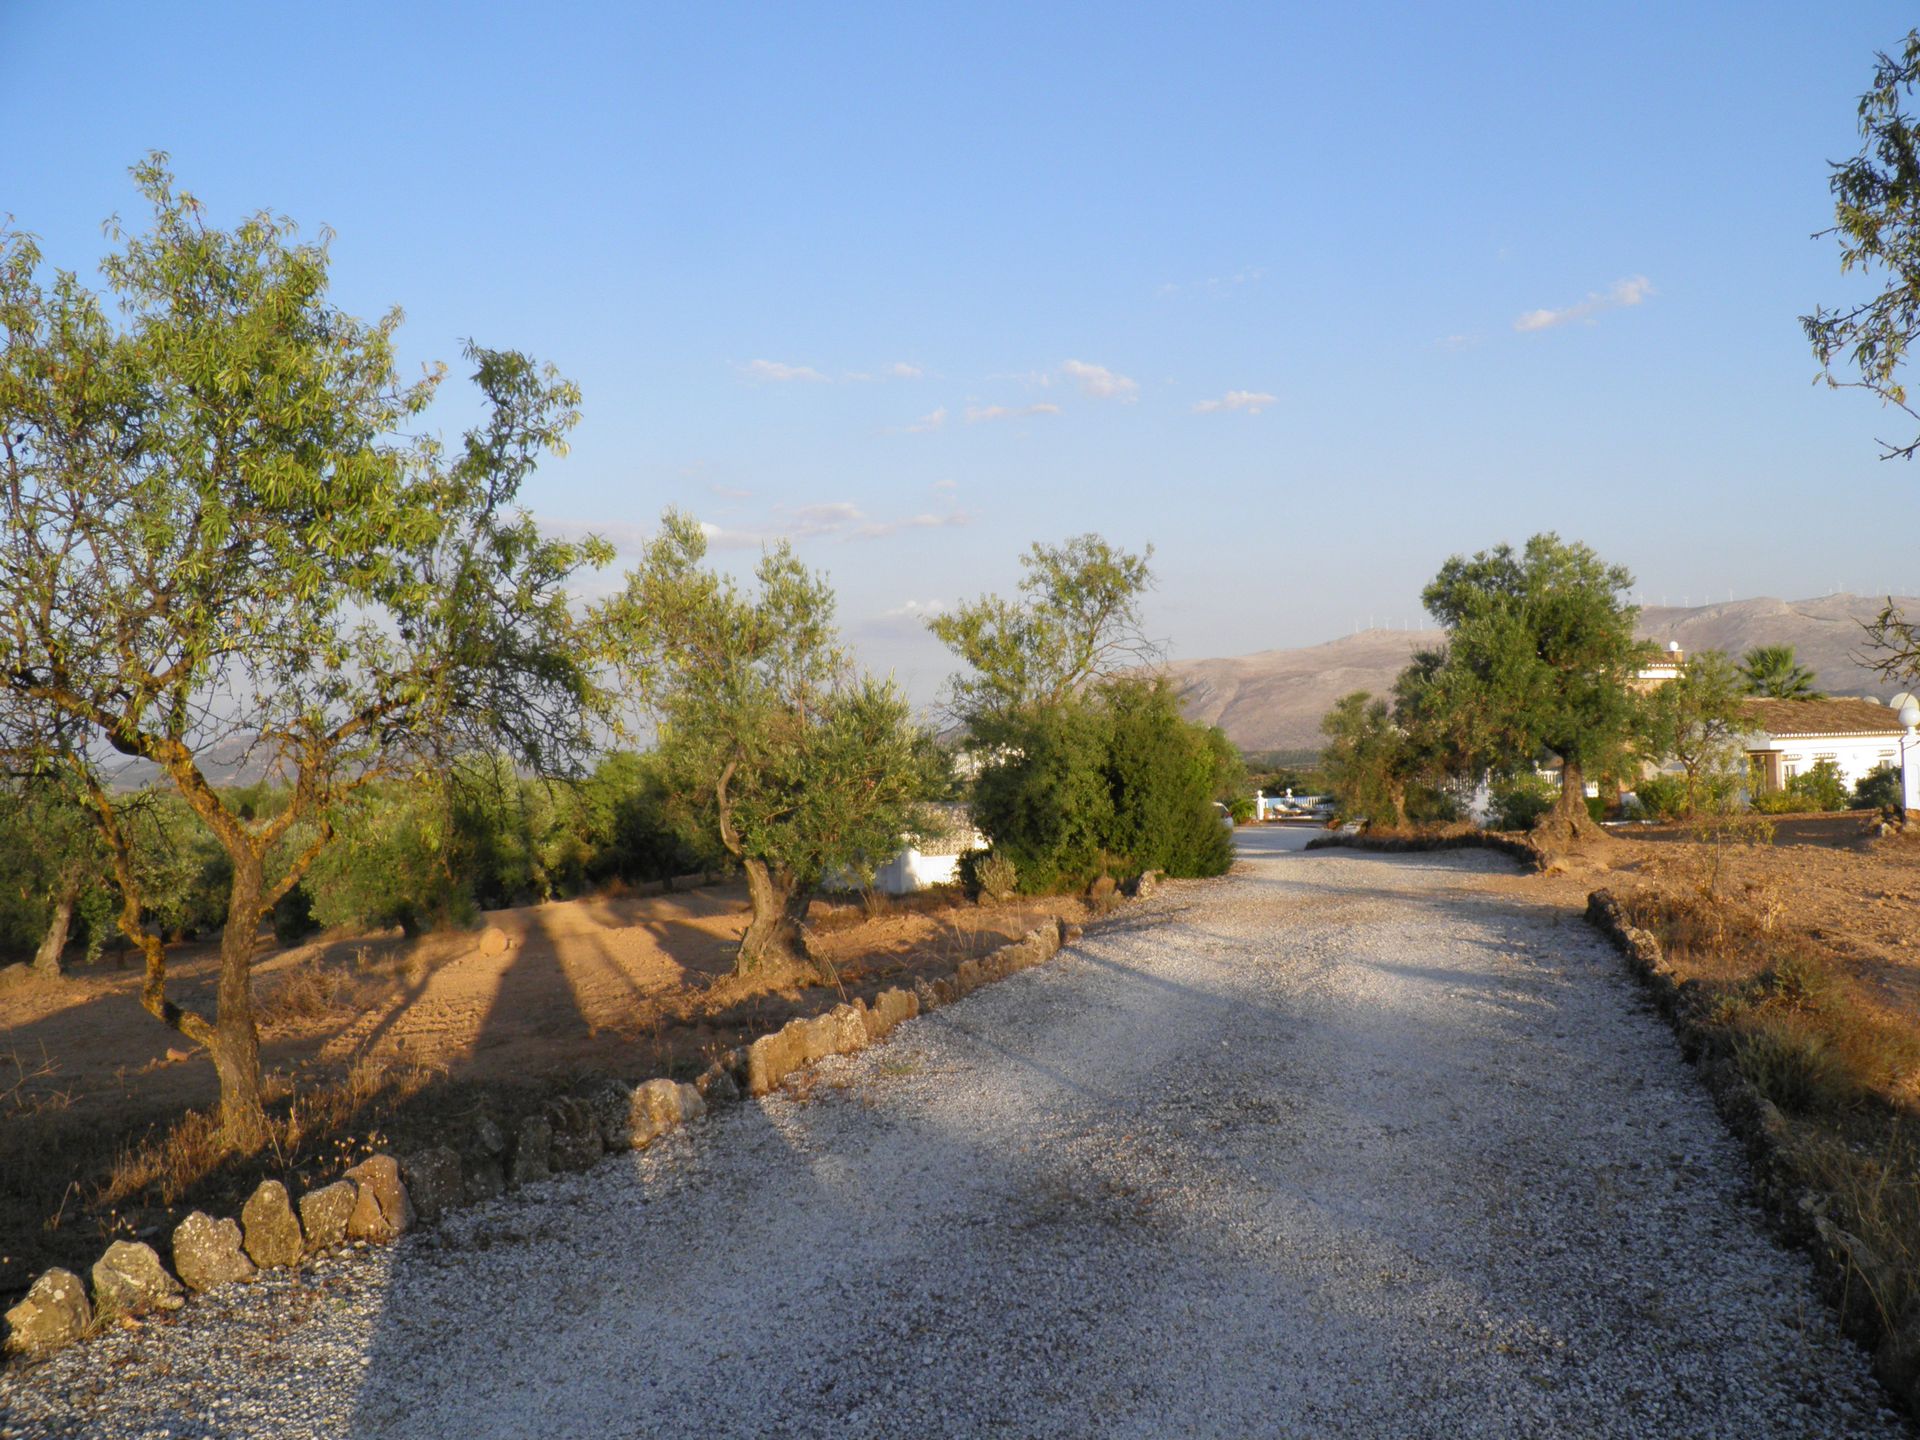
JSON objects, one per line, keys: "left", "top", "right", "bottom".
{"left": 2, "top": 829, "right": 1907, "bottom": 1438}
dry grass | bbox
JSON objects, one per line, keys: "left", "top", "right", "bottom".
{"left": 1619, "top": 863, "right": 1920, "bottom": 1329}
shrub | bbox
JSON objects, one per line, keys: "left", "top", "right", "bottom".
{"left": 1854, "top": 762, "right": 1904, "bottom": 812}
{"left": 974, "top": 852, "right": 1018, "bottom": 902}
{"left": 970, "top": 679, "right": 1232, "bottom": 893}
{"left": 1787, "top": 758, "right": 1849, "bottom": 813}
{"left": 1750, "top": 789, "right": 1805, "bottom": 815}
{"left": 1734, "top": 1023, "right": 1851, "bottom": 1114}
{"left": 1633, "top": 773, "right": 1689, "bottom": 820}
{"left": 1490, "top": 774, "right": 1557, "bottom": 831}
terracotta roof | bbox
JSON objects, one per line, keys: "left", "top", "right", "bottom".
{"left": 1741, "top": 697, "right": 1909, "bottom": 738}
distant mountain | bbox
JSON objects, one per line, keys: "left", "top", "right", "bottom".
{"left": 1168, "top": 593, "right": 1920, "bottom": 753}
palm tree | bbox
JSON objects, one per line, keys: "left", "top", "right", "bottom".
{"left": 1738, "top": 645, "right": 1824, "bottom": 700}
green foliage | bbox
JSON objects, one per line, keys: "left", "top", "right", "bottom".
{"left": 1803, "top": 29, "right": 1920, "bottom": 463}
{"left": 969, "top": 680, "right": 1233, "bottom": 892}
{"left": 1491, "top": 773, "right": 1558, "bottom": 831}
{"left": 928, "top": 535, "right": 1155, "bottom": 725}
{"left": 1638, "top": 651, "right": 1754, "bottom": 814}
{"left": 1855, "top": 762, "right": 1905, "bottom": 810}
{"left": 1099, "top": 680, "right": 1236, "bottom": 880}
{"left": 1413, "top": 534, "right": 1646, "bottom": 831}
{"left": 960, "top": 851, "right": 1018, "bottom": 902}
{"left": 1738, "top": 645, "right": 1824, "bottom": 700}
{"left": 1788, "top": 758, "right": 1850, "bottom": 812}
{"left": 0, "top": 156, "right": 607, "bottom": 1137}
{"left": 1632, "top": 774, "right": 1690, "bottom": 821}
{"left": 1750, "top": 789, "right": 1807, "bottom": 815}
{"left": 599, "top": 512, "right": 940, "bottom": 967}
{"left": 1319, "top": 686, "right": 1457, "bottom": 828}
{"left": 302, "top": 782, "right": 473, "bottom": 935}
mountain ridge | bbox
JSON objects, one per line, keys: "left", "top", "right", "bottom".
{"left": 1167, "top": 593, "right": 1920, "bottom": 752}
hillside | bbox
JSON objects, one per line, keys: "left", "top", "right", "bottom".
{"left": 1169, "top": 593, "right": 1920, "bottom": 752}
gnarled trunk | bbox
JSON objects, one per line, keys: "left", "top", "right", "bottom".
{"left": 211, "top": 853, "right": 269, "bottom": 1150}
{"left": 736, "top": 857, "right": 817, "bottom": 977}
{"left": 31, "top": 872, "right": 81, "bottom": 978}
{"left": 1532, "top": 758, "right": 1608, "bottom": 847}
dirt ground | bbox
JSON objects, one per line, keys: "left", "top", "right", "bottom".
{"left": 0, "top": 880, "right": 1089, "bottom": 1304}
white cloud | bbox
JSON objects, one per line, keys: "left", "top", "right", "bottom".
{"left": 965, "top": 402, "right": 1063, "bottom": 424}
{"left": 897, "top": 406, "right": 947, "bottom": 434}
{"left": 932, "top": 478, "right": 957, "bottom": 493}
{"left": 1191, "top": 389, "right": 1277, "bottom": 415}
{"left": 853, "top": 511, "right": 970, "bottom": 540}
{"left": 707, "top": 482, "right": 753, "bottom": 501}
{"left": 690, "top": 502, "right": 973, "bottom": 549}
{"left": 890, "top": 361, "right": 924, "bottom": 379}
{"left": 881, "top": 599, "right": 947, "bottom": 619}
{"left": 1159, "top": 267, "right": 1265, "bottom": 298}
{"left": 1513, "top": 275, "right": 1654, "bottom": 333}
{"left": 741, "top": 358, "right": 830, "bottom": 383}
{"left": 1061, "top": 359, "right": 1139, "bottom": 401}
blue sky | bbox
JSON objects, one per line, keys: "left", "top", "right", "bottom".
{"left": 5, "top": 3, "right": 1918, "bottom": 701}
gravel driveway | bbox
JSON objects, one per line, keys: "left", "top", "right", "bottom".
{"left": 2, "top": 830, "right": 1907, "bottom": 1438}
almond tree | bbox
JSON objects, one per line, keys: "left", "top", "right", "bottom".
{"left": 0, "top": 157, "right": 608, "bottom": 1147}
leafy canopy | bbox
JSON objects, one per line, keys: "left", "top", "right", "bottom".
{"left": 929, "top": 534, "right": 1155, "bottom": 728}
{"left": 1417, "top": 533, "right": 1648, "bottom": 782}
{"left": 1803, "top": 30, "right": 1920, "bottom": 461}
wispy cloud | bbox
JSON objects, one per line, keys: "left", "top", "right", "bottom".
{"left": 1513, "top": 275, "right": 1654, "bottom": 333}
{"left": 1438, "top": 333, "right": 1482, "bottom": 352}
{"left": 1061, "top": 359, "right": 1139, "bottom": 402}
{"left": 1158, "top": 267, "right": 1265, "bottom": 298}
{"left": 707, "top": 482, "right": 753, "bottom": 501}
{"left": 696, "top": 502, "right": 972, "bottom": 549}
{"left": 853, "top": 512, "right": 970, "bottom": 540}
{"left": 932, "top": 478, "right": 957, "bottom": 493}
{"left": 965, "top": 402, "right": 1063, "bottom": 424}
{"left": 1191, "top": 389, "right": 1276, "bottom": 415}
{"left": 741, "top": 358, "right": 829, "bottom": 383}
{"left": 889, "top": 361, "right": 924, "bottom": 379}
{"left": 894, "top": 406, "right": 947, "bottom": 434}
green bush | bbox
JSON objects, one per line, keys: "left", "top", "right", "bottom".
{"left": 1633, "top": 774, "right": 1689, "bottom": 820}
{"left": 1750, "top": 789, "right": 1804, "bottom": 815}
{"left": 304, "top": 782, "right": 475, "bottom": 935}
{"left": 1786, "top": 758, "right": 1849, "bottom": 813}
{"left": 1854, "top": 763, "right": 1903, "bottom": 811}
{"left": 970, "top": 679, "right": 1233, "bottom": 893}
{"left": 1490, "top": 774, "right": 1557, "bottom": 831}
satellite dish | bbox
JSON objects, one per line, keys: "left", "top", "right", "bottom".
{"left": 1893, "top": 691, "right": 1917, "bottom": 713}
{"left": 1667, "top": 640, "right": 1681, "bottom": 653}
{"left": 1864, "top": 696, "right": 1883, "bottom": 704}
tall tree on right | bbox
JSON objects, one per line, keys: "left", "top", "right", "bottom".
{"left": 1738, "top": 645, "right": 1824, "bottom": 700}
{"left": 1417, "top": 534, "right": 1648, "bottom": 845}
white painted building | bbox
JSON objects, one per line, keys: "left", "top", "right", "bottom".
{"left": 870, "top": 803, "right": 987, "bottom": 895}
{"left": 1741, "top": 698, "right": 1909, "bottom": 794}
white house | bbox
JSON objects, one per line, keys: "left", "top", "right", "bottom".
{"left": 869, "top": 802, "right": 987, "bottom": 896}
{"left": 1741, "top": 697, "right": 1909, "bottom": 794}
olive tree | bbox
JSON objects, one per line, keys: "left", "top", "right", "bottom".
{"left": 1417, "top": 534, "right": 1648, "bottom": 844}
{"left": 0, "top": 158, "right": 607, "bottom": 1147}
{"left": 1638, "top": 650, "right": 1752, "bottom": 814}
{"left": 599, "top": 511, "right": 939, "bottom": 976}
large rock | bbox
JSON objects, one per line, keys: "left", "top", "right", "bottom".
{"left": 299, "top": 1181, "right": 356, "bottom": 1252}
{"left": 172, "top": 1211, "right": 257, "bottom": 1292}
{"left": 545, "top": 1096, "right": 605, "bottom": 1172}
{"left": 509, "top": 1114, "right": 552, "bottom": 1187}
{"left": 345, "top": 1154, "right": 415, "bottom": 1242}
{"left": 4, "top": 1268, "right": 91, "bottom": 1356}
{"left": 91, "top": 1240, "right": 184, "bottom": 1318}
{"left": 463, "top": 1116, "right": 509, "bottom": 1202}
{"left": 240, "top": 1180, "right": 303, "bottom": 1269}
{"left": 746, "top": 1022, "right": 808, "bottom": 1096}
{"left": 400, "top": 1146, "right": 464, "bottom": 1222}
{"left": 694, "top": 1059, "right": 741, "bottom": 1106}
{"left": 628, "top": 1077, "right": 704, "bottom": 1147}
{"left": 827, "top": 1003, "right": 867, "bottom": 1055}
{"left": 864, "top": 986, "right": 919, "bottom": 1041}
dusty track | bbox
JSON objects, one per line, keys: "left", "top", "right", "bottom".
{"left": 2, "top": 830, "right": 1904, "bottom": 1437}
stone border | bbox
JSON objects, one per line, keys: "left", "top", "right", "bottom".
{"left": 1303, "top": 830, "right": 1543, "bottom": 869}
{"left": 1583, "top": 889, "right": 1920, "bottom": 1416}
{"left": 0, "top": 914, "right": 1084, "bottom": 1365}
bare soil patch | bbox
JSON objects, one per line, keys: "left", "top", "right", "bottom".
{"left": 0, "top": 881, "right": 1088, "bottom": 1305}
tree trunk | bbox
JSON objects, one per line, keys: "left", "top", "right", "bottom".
{"left": 1532, "top": 758, "right": 1608, "bottom": 847}
{"left": 31, "top": 873, "right": 80, "bottom": 978}
{"left": 211, "top": 855, "right": 270, "bottom": 1151}
{"left": 736, "top": 857, "right": 815, "bottom": 976}
{"left": 1388, "top": 782, "right": 1409, "bottom": 830}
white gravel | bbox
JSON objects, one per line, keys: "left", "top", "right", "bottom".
{"left": 2, "top": 829, "right": 1907, "bottom": 1438}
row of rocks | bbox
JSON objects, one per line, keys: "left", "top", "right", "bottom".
{"left": 743, "top": 922, "right": 1071, "bottom": 1095}
{"left": 1, "top": 1078, "right": 710, "bottom": 1362}
{"left": 2, "top": 914, "right": 1088, "bottom": 1368}
{"left": 1584, "top": 889, "right": 1920, "bottom": 1419}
